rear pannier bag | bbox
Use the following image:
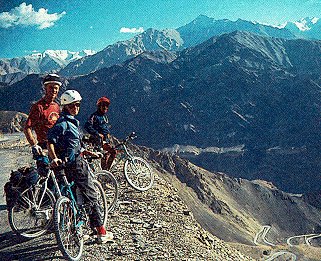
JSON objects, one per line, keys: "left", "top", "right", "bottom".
{"left": 4, "top": 167, "right": 39, "bottom": 210}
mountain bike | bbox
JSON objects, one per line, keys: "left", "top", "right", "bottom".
{"left": 89, "top": 132, "right": 154, "bottom": 192}
{"left": 53, "top": 163, "right": 107, "bottom": 261}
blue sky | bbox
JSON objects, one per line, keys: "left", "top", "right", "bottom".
{"left": 1, "top": 0, "right": 321, "bottom": 58}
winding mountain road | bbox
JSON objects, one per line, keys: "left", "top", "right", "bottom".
{"left": 265, "top": 251, "right": 297, "bottom": 261}
{"left": 253, "top": 225, "right": 275, "bottom": 246}
{"left": 254, "top": 225, "right": 297, "bottom": 261}
{"left": 287, "top": 233, "right": 321, "bottom": 246}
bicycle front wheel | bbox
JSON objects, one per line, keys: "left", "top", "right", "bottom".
{"left": 54, "top": 196, "right": 84, "bottom": 261}
{"left": 96, "top": 171, "right": 119, "bottom": 213}
{"left": 8, "top": 187, "right": 55, "bottom": 238}
{"left": 124, "top": 157, "right": 154, "bottom": 191}
{"left": 93, "top": 180, "right": 108, "bottom": 226}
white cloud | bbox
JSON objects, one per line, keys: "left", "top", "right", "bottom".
{"left": 0, "top": 2, "right": 66, "bottom": 29}
{"left": 120, "top": 27, "right": 144, "bottom": 34}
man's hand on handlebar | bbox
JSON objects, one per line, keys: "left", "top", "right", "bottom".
{"left": 51, "top": 158, "right": 63, "bottom": 167}
{"left": 83, "top": 150, "right": 103, "bottom": 158}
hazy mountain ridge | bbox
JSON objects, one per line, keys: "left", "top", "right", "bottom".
{"left": 0, "top": 50, "right": 96, "bottom": 84}
{"left": 59, "top": 16, "right": 300, "bottom": 77}
{"left": 284, "top": 17, "right": 321, "bottom": 39}
{"left": 58, "top": 15, "right": 321, "bottom": 77}
{"left": 2, "top": 15, "right": 321, "bottom": 82}
{"left": 177, "top": 15, "right": 296, "bottom": 47}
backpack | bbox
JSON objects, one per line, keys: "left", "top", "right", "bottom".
{"left": 4, "top": 167, "right": 39, "bottom": 210}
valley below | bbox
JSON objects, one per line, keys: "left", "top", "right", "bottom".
{"left": 168, "top": 144, "right": 320, "bottom": 194}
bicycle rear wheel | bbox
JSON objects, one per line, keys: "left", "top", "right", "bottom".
{"left": 54, "top": 196, "right": 83, "bottom": 261}
{"left": 96, "top": 171, "right": 119, "bottom": 213}
{"left": 8, "top": 187, "right": 55, "bottom": 238}
{"left": 124, "top": 157, "right": 154, "bottom": 191}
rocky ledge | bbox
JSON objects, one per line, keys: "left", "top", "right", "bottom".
{"left": 0, "top": 144, "right": 254, "bottom": 260}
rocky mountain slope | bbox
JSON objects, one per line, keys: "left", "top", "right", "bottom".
{"left": 68, "top": 31, "right": 321, "bottom": 194}
{"left": 0, "top": 31, "right": 320, "bottom": 194}
{"left": 143, "top": 148, "right": 321, "bottom": 243}
{"left": 0, "top": 111, "right": 27, "bottom": 133}
{"left": 1, "top": 138, "right": 320, "bottom": 260}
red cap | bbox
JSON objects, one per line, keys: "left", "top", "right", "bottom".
{"left": 97, "top": 96, "right": 110, "bottom": 106}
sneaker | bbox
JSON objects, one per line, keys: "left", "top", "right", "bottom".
{"left": 96, "top": 226, "right": 114, "bottom": 244}
{"left": 83, "top": 234, "right": 91, "bottom": 241}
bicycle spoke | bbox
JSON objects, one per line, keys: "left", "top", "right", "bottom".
{"left": 9, "top": 188, "right": 55, "bottom": 238}
{"left": 54, "top": 196, "right": 83, "bottom": 260}
{"left": 124, "top": 157, "right": 154, "bottom": 191}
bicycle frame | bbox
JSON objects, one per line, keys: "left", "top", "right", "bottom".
{"left": 37, "top": 168, "right": 84, "bottom": 228}
{"left": 14, "top": 171, "right": 58, "bottom": 217}
{"left": 111, "top": 133, "right": 137, "bottom": 168}
{"left": 56, "top": 173, "right": 84, "bottom": 227}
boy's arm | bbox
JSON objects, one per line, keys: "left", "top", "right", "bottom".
{"left": 84, "top": 114, "right": 99, "bottom": 136}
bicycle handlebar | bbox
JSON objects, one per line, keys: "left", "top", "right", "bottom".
{"left": 83, "top": 132, "right": 137, "bottom": 151}
{"left": 122, "top": 132, "right": 137, "bottom": 144}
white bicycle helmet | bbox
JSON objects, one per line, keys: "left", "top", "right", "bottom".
{"left": 61, "top": 90, "right": 82, "bottom": 105}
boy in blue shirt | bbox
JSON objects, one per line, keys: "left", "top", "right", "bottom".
{"left": 84, "top": 96, "right": 116, "bottom": 170}
{"left": 47, "top": 90, "right": 113, "bottom": 243}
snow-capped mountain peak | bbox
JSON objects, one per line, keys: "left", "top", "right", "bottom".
{"left": 294, "top": 17, "right": 319, "bottom": 31}
{"left": 284, "top": 17, "right": 320, "bottom": 31}
{"left": 29, "top": 49, "right": 96, "bottom": 62}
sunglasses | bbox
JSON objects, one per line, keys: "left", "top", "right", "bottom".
{"left": 68, "top": 102, "right": 81, "bottom": 108}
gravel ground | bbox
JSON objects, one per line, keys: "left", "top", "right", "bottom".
{"left": 0, "top": 141, "right": 255, "bottom": 261}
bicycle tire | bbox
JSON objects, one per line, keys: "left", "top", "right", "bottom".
{"left": 93, "top": 180, "right": 108, "bottom": 226}
{"left": 124, "top": 157, "right": 154, "bottom": 191}
{"left": 96, "top": 171, "right": 119, "bottom": 213}
{"left": 54, "top": 196, "right": 84, "bottom": 261}
{"left": 8, "top": 187, "right": 55, "bottom": 238}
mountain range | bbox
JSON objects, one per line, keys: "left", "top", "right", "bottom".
{"left": 1, "top": 15, "right": 320, "bottom": 84}
{"left": 1, "top": 30, "right": 320, "bottom": 194}
{"left": 0, "top": 49, "right": 96, "bottom": 84}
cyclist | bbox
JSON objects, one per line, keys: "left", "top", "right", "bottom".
{"left": 47, "top": 90, "right": 113, "bottom": 244}
{"left": 84, "top": 96, "right": 116, "bottom": 170}
{"left": 24, "top": 73, "right": 61, "bottom": 157}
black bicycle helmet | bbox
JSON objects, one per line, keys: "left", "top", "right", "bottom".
{"left": 42, "top": 73, "right": 62, "bottom": 86}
